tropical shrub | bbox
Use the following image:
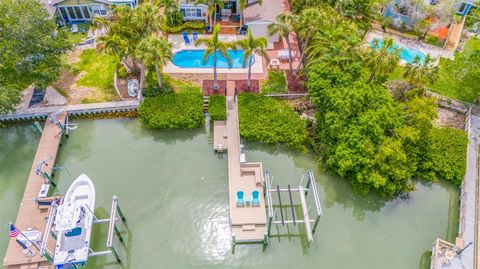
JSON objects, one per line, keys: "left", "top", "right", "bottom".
{"left": 117, "top": 65, "right": 130, "bottom": 79}
{"left": 238, "top": 94, "right": 307, "bottom": 151}
{"left": 308, "top": 63, "right": 467, "bottom": 197}
{"left": 164, "top": 20, "right": 205, "bottom": 34}
{"left": 208, "top": 95, "right": 226, "bottom": 120}
{"left": 139, "top": 92, "right": 205, "bottom": 129}
{"left": 430, "top": 39, "right": 480, "bottom": 102}
{"left": 0, "top": 0, "right": 70, "bottom": 112}
{"left": 422, "top": 127, "right": 468, "bottom": 186}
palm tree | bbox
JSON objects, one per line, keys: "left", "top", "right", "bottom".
{"left": 195, "top": 24, "right": 232, "bottom": 90}
{"left": 156, "top": 0, "right": 179, "bottom": 26}
{"left": 233, "top": 29, "right": 269, "bottom": 88}
{"left": 295, "top": 8, "right": 321, "bottom": 73}
{"left": 268, "top": 13, "right": 296, "bottom": 73}
{"left": 95, "top": 5, "right": 164, "bottom": 76}
{"left": 195, "top": 0, "right": 224, "bottom": 29}
{"left": 306, "top": 28, "right": 361, "bottom": 72}
{"left": 137, "top": 35, "right": 173, "bottom": 89}
{"left": 363, "top": 37, "right": 401, "bottom": 83}
{"left": 403, "top": 54, "right": 438, "bottom": 90}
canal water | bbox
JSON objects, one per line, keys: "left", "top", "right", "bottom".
{"left": 0, "top": 119, "right": 459, "bottom": 269}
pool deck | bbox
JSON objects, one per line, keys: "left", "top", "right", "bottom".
{"left": 163, "top": 34, "right": 264, "bottom": 74}
{"left": 2, "top": 113, "right": 67, "bottom": 269}
{"left": 364, "top": 30, "right": 454, "bottom": 62}
{"left": 213, "top": 81, "right": 268, "bottom": 242}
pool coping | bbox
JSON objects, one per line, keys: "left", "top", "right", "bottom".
{"left": 363, "top": 30, "right": 454, "bottom": 64}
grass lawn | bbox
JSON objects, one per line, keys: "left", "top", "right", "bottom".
{"left": 388, "top": 38, "right": 480, "bottom": 102}
{"left": 147, "top": 69, "right": 201, "bottom": 93}
{"left": 260, "top": 70, "right": 287, "bottom": 94}
{"left": 388, "top": 66, "right": 405, "bottom": 81}
{"left": 63, "top": 22, "right": 91, "bottom": 45}
{"left": 426, "top": 38, "right": 480, "bottom": 102}
{"left": 73, "top": 49, "right": 120, "bottom": 103}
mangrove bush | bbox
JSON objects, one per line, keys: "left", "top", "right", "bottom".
{"left": 238, "top": 94, "right": 307, "bottom": 151}
{"left": 208, "top": 95, "right": 226, "bottom": 121}
{"left": 139, "top": 92, "right": 205, "bottom": 129}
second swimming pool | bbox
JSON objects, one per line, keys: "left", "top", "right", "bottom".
{"left": 370, "top": 38, "right": 426, "bottom": 64}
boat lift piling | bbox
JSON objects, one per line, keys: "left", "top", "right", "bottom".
{"left": 264, "top": 171, "right": 323, "bottom": 243}
{"left": 40, "top": 195, "right": 129, "bottom": 266}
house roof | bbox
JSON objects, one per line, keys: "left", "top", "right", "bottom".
{"left": 243, "top": 0, "right": 284, "bottom": 24}
{"left": 49, "top": 0, "right": 110, "bottom": 5}
{"left": 40, "top": 0, "right": 57, "bottom": 17}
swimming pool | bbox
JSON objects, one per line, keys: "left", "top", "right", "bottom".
{"left": 172, "top": 50, "right": 254, "bottom": 68}
{"left": 370, "top": 38, "right": 426, "bottom": 64}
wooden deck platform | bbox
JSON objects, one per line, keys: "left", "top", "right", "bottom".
{"left": 213, "top": 121, "right": 228, "bottom": 152}
{"left": 3, "top": 113, "right": 67, "bottom": 269}
{"left": 214, "top": 82, "right": 267, "bottom": 243}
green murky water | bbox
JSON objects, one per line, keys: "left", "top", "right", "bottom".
{"left": 0, "top": 119, "right": 459, "bottom": 268}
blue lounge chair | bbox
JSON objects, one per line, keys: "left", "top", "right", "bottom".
{"left": 192, "top": 32, "right": 198, "bottom": 43}
{"left": 252, "top": 191, "right": 260, "bottom": 206}
{"left": 237, "top": 191, "right": 245, "bottom": 206}
{"left": 182, "top": 32, "right": 191, "bottom": 46}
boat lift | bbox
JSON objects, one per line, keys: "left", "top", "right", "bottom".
{"left": 40, "top": 195, "right": 129, "bottom": 267}
{"left": 50, "top": 110, "right": 78, "bottom": 137}
{"left": 264, "top": 171, "right": 323, "bottom": 243}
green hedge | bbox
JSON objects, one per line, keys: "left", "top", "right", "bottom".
{"left": 139, "top": 92, "right": 205, "bottom": 129}
{"left": 165, "top": 21, "right": 205, "bottom": 34}
{"left": 208, "top": 95, "right": 226, "bottom": 121}
{"left": 238, "top": 94, "right": 307, "bottom": 151}
{"left": 424, "top": 127, "right": 468, "bottom": 186}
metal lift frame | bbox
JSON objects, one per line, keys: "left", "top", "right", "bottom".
{"left": 40, "top": 195, "right": 128, "bottom": 266}
{"left": 264, "top": 171, "right": 323, "bottom": 242}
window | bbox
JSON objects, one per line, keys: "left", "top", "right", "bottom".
{"left": 74, "top": 7, "right": 83, "bottom": 19}
{"left": 91, "top": 5, "right": 107, "bottom": 16}
{"left": 59, "top": 7, "right": 68, "bottom": 20}
{"left": 67, "top": 7, "right": 76, "bottom": 19}
{"left": 82, "top": 6, "right": 91, "bottom": 19}
{"left": 181, "top": 8, "right": 201, "bottom": 18}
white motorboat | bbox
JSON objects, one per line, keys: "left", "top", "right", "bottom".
{"left": 53, "top": 174, "right": 95, "bottom": 269}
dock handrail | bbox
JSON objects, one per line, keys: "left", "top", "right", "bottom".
{"left": 264, "top": 172, "right": 275, "bottom": 218}
{"left": 40, "top": 201, "right": 59, "bottom": 262}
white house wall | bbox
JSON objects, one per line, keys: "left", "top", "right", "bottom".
{"left": 247, "top": 22, "right": 279, "bottom": 43}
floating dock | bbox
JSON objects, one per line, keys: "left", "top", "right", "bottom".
{"left": 213, "top": 83, "right": 268, "bottom": 243}
{"left": 3, "top": 112, "right": 67, "bottom": 269}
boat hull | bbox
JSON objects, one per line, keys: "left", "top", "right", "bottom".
{"left": 53, "top": 174, "right": 96, "bottom": 267}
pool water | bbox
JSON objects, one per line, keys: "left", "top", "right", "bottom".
{"left": 0, "top": 119, "right": 459, "bottom": 269}
{"left": 173, "top": 50, "right": 254, "bottom": 68}
{"left": 370, "top": 38, "right": 426, "bottom": 64}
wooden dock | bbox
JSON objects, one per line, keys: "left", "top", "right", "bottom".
{"left": 2, "top": 113, "right": 67, "bottom": 269}
{"left": 214, "top": 82, "right": 267, "bottom": 243}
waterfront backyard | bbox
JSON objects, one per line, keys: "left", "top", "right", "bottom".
{"left": 0, "top": 119, "right": 459, "bottom": 268}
